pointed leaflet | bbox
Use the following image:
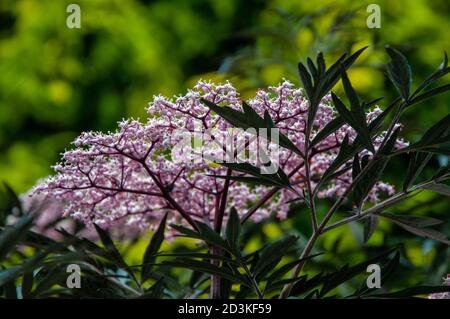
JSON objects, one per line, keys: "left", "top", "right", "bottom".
{"left": 366, "top": 285, "right": 450, "bottom": 298}
{"left": 94, "top": 224, "right": 131, "bottom": 273}
{"left": 209, "top": 161, "right": 290, "bottom": 187}
{"left": 317, "top": 101, "right": 397, "bottom": 188}
{"left": 301, "top": 48, "right": 368, "bottom": 136}
{"left": 307, "top": 57, "right": 319, "bottom": 84}
{"left": 403, "top": 152, "right": 433, "bottom": 191}
{"left": 142, "top": 213, "right": 168, "bottom": 283}
{"left": 379, "top": 213, "right": 443, "bottom": 228}
{"left": 399, "top": 114, "right": 450, "bottom": 153}
{"left": 422, "top": 183, "right": 450, "bottom": 196}
{"left": 210, "top": 174, "right": 286, "bottom": 187}
{"left": 318, "top": 248, "right": 398, "bottom": 297}
{"left": 0, "top": 215, "right": 34, "bottom": 261}
{"left": 225, "top": 207, "right": 241, "bottom": 256}
{"left": 363, "top": 215, "right": 379, "bottom": 243}
{"left": 201, "top": 99, "right": 302, "bottom": 156}
{"left": 298, "top": 62, "right": 314, "bottom": 103}
{"left": 320, "top": 135, "right": 354, "bottom": 184}
{"left": 355, "top": 251, "right": 400, "bottom": 297}
{"left": 316, "top": 52, "right": 326, "bottom": 77}
{"left": 171, "top": 222, "right": 231, "bottom": 253}
{"left": 412, "top": 51, "right": 450, "bottom": 99}
{"left": 352, "top": 128, "right": 400, "bottom": 208}
{"left": 265, "top": 253, "right": 323, "bottom": 290}
{"left": 317, "top": 47, "right": 368, "bottom": 100}
{"left": 331, "top": 92, "right": 371, "bottom": 152}
{"left": 380, "top": 213, "right": 450, "bottom": 245}
{"left": 160, "top": 259, "right": 251, "bottom": 286}
{"left": 385, "top": 45, "right": 412, "bottom": 100}
{"left": 334, "top": 68, "right": 375, "bottom": 153}
{"left": 410, "top": 84, "right": 450, "bottom": 106}
{"left": 310, "top": 96, "right": 384, "bottom": 147}
{"left": 254, "top": 235, "right": 298, "bottom": 281}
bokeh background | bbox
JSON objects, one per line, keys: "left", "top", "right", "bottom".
{"left": 1, "top": 0, "right": 449, "bottom": 293}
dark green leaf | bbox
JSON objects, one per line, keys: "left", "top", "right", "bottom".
{"left": 366, "top": 285, "right": 450, "bottom": 298}
{"left": 21, "top": 271, "right": 34, "bottom": 298}
{"left": 142, "top": 213, "right": 167, "bottom": 283}
{"left": 380, "top": 213, "right": 450, "bottom": 245}
{"left": 298, "top": 62, "right": 314, "bottom": 102}
{"left": 0, "top": 215, "right": 34, "bottom": 261}
{"left": 403, "top": 152, "right": 433, "bottom": 191}
{"left": 318, "top": 47, "right": 368, "bottom": 100}
{"left": 201, "top": 99, "right": 302, "bottom": 156}
{"left": 254, "top": 235, "right": 298, "bottom": 280}
{"left": 400, "top": 114, "right": 450, "bottom": 153}
{"left": 385, "top": 45, "right": 412, "bottom": 100}
{"left": 356, "top": 251, "right": 400, "bottom": 297}
{"left": 265, "top": 253, "right": 322, "bottom": 290}
{"left": 422, "top": 182, "right": 450, "bottom": 196}
{"left": 410, "top": 84, "right": 450, "bottom": 105}
{"left": 363, "top": 215, "right": 379, "bottom": 243}
{"left": 319, "top": 248, "right": 397, "bottom": 297}
{"left": 225, "top": 207, "right": 241, "bottom": 256}
{"left": 379, "top": 213, "right": 443, "bottom": 228}
{"left": 332, "top": 91, "right": 374, "bottom": 153}
{"left": 412, "top": 51, "right": 450, "bottom": 98}
{"left": 160, "top": 259, "right": 250, "bottom": 286}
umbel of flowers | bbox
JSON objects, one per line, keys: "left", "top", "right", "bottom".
{"left": 33, "top": 79, "right": 407, "bottom": 234}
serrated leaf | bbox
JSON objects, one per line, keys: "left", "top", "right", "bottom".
{"left": 301, "top": 47, "right": 367, "bottom": 137}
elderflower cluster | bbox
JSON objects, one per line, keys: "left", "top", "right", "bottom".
{"left": 33, "top": 80, "right": 408, "bottom": 233}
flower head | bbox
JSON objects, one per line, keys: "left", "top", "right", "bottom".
{"left": 34, "top": 80, "right": 408, "bottom": 234}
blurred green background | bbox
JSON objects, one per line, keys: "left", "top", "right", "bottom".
{"left": 0, "top": 0, "right": 449, "bottom": 292}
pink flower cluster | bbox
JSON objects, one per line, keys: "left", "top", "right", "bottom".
{"left": 33, "top": 80, "right": 408, "bottom": 232}
{"left": 429, "top": 275, "right": 450, "bottom": 299}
